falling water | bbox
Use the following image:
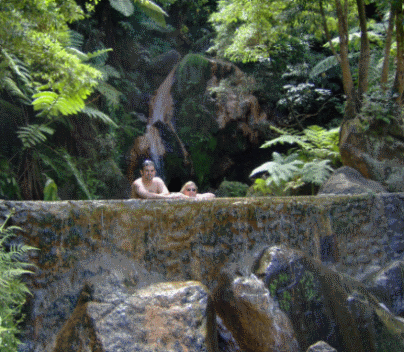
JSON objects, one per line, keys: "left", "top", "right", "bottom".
{"left": 146, "top": 124, "right": 165, "bottom": 180}
{"left": 146, "top": 66, "right": 177, "bottom": 180}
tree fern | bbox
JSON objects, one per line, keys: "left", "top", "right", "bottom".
{"left": 0, "top": 211, "right": 36, "bottom": 351}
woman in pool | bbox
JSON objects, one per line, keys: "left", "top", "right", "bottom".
{"left": 180, "top": 181, "right": 215, "bottom": 199}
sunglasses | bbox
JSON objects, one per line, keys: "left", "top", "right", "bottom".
{"left": 186, "top": 188, "right": 197, "bottom": 192}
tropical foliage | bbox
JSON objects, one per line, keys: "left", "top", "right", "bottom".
{"left": 0, "top": 212, "right": 36, "bottom": 351}
{"left": 250, "top": 125, "right": 341, "bottom": 195}
{"left": 0, "top": 0, "right": 168, "bottom": 200}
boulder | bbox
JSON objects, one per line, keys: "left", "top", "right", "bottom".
{"left": 252, "top": 245, "right": 404, "bottom": 352}
{"left": 212, "top": 272, "right": 299, "bottom": 352}
{"left": 318, "top": 166, "right": 386, "bottom": 195}
{"left": 306, "top": 341, "right": 337, "bottom": 352}
{"left": 54, "top": 281, "right": 216, "bottom": 352}
{"left": 339, "top": 117, "right": 404, "bottom": 192}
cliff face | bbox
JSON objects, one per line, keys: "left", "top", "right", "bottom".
{"left": 1, "top": 194, "right": 404, "bottom": 351}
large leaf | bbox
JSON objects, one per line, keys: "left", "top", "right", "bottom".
{"left": 136, "top": 0, "right": 168, "bottom": 27}
{"left": 110, "top": 0, "right": 135, "bottom": 17}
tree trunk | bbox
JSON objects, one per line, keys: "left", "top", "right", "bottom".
{"left": 394, "top": 0, "right": 404, "bottom": 105}
{"left": 334, "top": 0, "right": 355, "bottom": 108}
{"left": 356, "top": 0, "right": 370, "bottom": 100}
{"left": 381, "top": 4, "right": 396, "bottom": 91}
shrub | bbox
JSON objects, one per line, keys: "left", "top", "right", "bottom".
{"left": 216, "top": 180, "right": 249, "bottom": 197}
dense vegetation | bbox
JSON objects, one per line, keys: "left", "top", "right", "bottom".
{"left": 0, "top": 0, "right": 402, "bottom": 200}
{"left": 0, "top": 212, "right": 36, "bottom": 351}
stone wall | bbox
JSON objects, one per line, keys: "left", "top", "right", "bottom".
{"left": 1, "top": 193, "right": 404, "bottom": 285}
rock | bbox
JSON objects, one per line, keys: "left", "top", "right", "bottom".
{"left": 364, "top": 261, "right": 404, "bottom": 317}
{"left": 306, "top": 341, "right": 337, "bottom": 352}
{"left": 21, "top": 250, "right": 164, "bottom": 352}
{"left": 252, "top": 245, "right": 404, "bottom": 352}
{"left": 317, "top": 166, "right": 386, "bottom": 195}
{"left": 148, "top": 49, "right": 182, "bottom": 76}
{"left": 54, "top": 281, "right": 215, "bottom": 352}
{"left": 339, "top": 117, "right": 404, "bottom": 192}
{"left": 212, "top": 272, "right": 299, "bottom": 352}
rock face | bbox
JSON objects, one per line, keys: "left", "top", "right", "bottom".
{"left": 3, "top": 194, "right": 404, "bottom": 351}
{"left": 127, "top": 53, "right": 268, "bottom": 188}
{"left": 318, "top": 166, "right": 387, "bottom": 195}
{"left": 339, "top": 117, "right": 404, "bottom": 192}
{"left": 252, "top": 245, "right": 404, "bottom": 352}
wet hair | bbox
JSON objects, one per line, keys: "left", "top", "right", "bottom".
{"left": 180, "top": 181, "right": 198, "bottom": 194}
{"left": 141, "top": 159, "right": 155, "bottom": 170}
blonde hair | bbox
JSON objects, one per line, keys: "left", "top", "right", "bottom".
{"left": 180, "top": 181, "right": 198, "bottom": 194}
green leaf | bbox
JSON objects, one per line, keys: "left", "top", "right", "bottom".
{"left": 43, "top": 177, "right": 59, "bottom": 201}
{"left": 136, "top": 0, "right": 168, "bottom": 27}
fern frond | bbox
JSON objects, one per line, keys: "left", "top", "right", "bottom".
{"left": 1, "top": 49, "right": 32, "bottom": 88}
{"left": 250, "top": 152, "right": 303, "bottom": 185}
{"left": 32, "top": 90, "right": 87, "bottom": 116}
{"left": 61, "top": 151, "right": 92, "bottom": 200}
{"left": 68, "top": 30, "right": 84, "bottom": 50}
{"left": 96, "top": 82, "right": 122, "bottom": 106}
{"left": 82, "top": 106, "right": 118, "bottom": 127}
{"left": 301, "top": 159, "right": 334, "bottom": 185}
{"left": 98, "top": 65, "right": 121, "bottom": 80}
{"left": 261, "top": 135, "right": 312, "bottom": 150}
{"left": 309, "top": 56, "right": 339, "bottom": 78}
{"left": 17, "top": 124, "right": 55, "bottom": 149}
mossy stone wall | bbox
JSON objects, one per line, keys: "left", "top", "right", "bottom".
{"left": 1, "top": 193, "right": 403, "bottom": 286}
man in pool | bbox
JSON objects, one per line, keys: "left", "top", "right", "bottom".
{"left": 131, "top": 160, "right": 187, "bottom": 199}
